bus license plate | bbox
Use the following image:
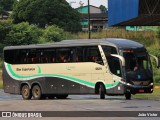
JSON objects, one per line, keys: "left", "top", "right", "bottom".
{"left": 139, "top": 89, "right": 144, "bottom": 93}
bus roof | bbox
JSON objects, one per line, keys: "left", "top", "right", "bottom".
{"left": 3, "top": 38, "right": 144, "bottom": 50}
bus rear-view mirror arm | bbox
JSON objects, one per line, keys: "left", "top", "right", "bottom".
{"left": 149, "top": 54, "right": 159, "bottom": 68}
{"left": 111, "top": 54, "right": 125, "bottom": 67}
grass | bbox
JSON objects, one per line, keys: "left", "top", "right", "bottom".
{"left": 71, "top": 29, "right": 160, "bottom": 51}
{"left": 133, "top": 88, "right": 160, "bottom": 100}
{"left": 0, "top": 71, "right": 2, "bottom": 89}
{"left": 71, "top": 29, "right": 159, "bottom": 47}
{"left": 0, "top": 80, "right": 2, "bottom": 89}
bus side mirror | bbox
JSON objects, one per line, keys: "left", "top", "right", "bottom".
{"left": 149, "top": 54, "right": 159, "bottom": 68}
{"left": 111, "top": 54, "right": 125, "bottom": 67}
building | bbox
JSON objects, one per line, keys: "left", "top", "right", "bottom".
{"left": 76, "top": 5, "right": 108, "bottom": 31}
{"left": 126, "top": 26, "right": 159, "bottom": 31}
{"left": 108, "top": 0, "right": 160, "bottom": 26}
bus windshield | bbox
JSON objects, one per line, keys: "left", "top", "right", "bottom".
{"left": 123, "top": 51, "right": 152, "bottom": 72}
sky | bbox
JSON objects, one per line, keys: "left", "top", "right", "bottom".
{"left": 66, "top": 0, "right": 108, "bottom": 8}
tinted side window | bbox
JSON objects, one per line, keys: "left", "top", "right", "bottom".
{"left": 42, "top": 49, "right": 55, "bottom": 63}
{"left": 107, "top": 56, "right": 122, "bottom": 77}
{"left": 4, "top": 50, "right": 15, "bottom": 64}
{"left": 56, "top": 48, "right": 72, "bottom": 63}
{"left": 19, "top": 49, "right": 28, "bottom": 64}
{"left": 76, "top": 47, "right": 84, "bottom": 62}
{"left": 84, "top": 46, "right": 103, "bottom": 64}
{"left": 4, "top": 49, "right": 42, "bottom": 64}
{"left": 102, "top": 46, "right": 118, "bottom": 55}
{"left": 102, "top": 46, "right": 121, "bottom": 76}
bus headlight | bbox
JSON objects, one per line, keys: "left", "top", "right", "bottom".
{"left": 150, "top": 83, "right": 153, "bottom": 86}
{"left": 127, "top": 83, "right": 131, "bottom": 86}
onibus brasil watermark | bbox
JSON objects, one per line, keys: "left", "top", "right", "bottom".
{"left": 0, "top": 111, "right": 160, "bottom": 117}
{"left": 1, "top": 112, "right": 42, "bottom": 118}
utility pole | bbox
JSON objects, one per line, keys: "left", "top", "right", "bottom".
{"left": 88, "top": 0, "right": 91, "bottom": 39}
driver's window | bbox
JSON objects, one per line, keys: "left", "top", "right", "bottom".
{"left": 85, "top": 46, "right": 103, "bottom": 65}
{"left": 107, "top": 56, "right": 122, "bottom": 77}
{"left": 102, "top": 46, "right": 121, "bottom": 77}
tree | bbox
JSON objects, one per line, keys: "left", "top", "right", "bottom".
{"left": 0, "top": 0, "right": 16, "bottom": 11}
{"left": 4, "top": 22, "right": 42, "bottom": 45}
{"left": 39, "top": 25, "right": 67, "bottom": 43}
{"left": 12, "top": 0, "right": 81, "bottom": 32}
{"left": 0, "top": 19, "right": 13, "bottom": 45}
{"left": 0, "top": 0, "right": 16, "bottom": 19}
{"left": 99, "top": 5, "right": 107, "bottom": 13}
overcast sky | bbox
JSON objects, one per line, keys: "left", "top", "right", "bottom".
{"left": 66, "top": 0, "right": 108, "bottom": 8}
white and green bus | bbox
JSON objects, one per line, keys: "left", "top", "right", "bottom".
{"left": 2, "top": 38, "right": 159, "bottom": 100}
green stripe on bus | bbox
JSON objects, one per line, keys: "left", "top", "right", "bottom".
{"left": 6, "top": 63, "right": 119, "bottom": 89}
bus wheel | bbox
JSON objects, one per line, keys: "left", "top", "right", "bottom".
{"left": 56, "top": 94, "right": 68, "bottom": 99}
{"left": 32, "top": 85, "right": 42, "bottom": 100}
{"left": 99, "top": 84, "right": 105, "bottom": 99}
{"left": 21, "top": 85, "right": 32, "bottom": 100}
{"left": 125, "top": 93, "right": 131, "bottom": 100}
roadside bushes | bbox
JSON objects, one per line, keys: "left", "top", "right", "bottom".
{"left": 0, "top": 20, "right": 68, "bottom": 47}
{"left": 39, "top": 25, "right": 67, "bottom": 43}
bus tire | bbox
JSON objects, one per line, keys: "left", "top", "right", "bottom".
{"left": 56, "top": 94, "right": 68, "bottom": 99}
{"left": 21, "top": 85, "right": 32, "bottom": 100}
{"left": 32, "top": 85, "right": 42, "bottom": 100}
{"left": 125, "top": 93, "right": 131, "bottom": 100}
{"left": 99, "top": 84, "right": 105, "bottom": 99}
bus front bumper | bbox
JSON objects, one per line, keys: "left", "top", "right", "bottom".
{"left": 125, "top": 85, "right": 153, "bottom": 94}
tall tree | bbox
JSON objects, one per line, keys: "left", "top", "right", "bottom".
{"left": 0, "top": 19, "right": 13, "bottom": 45}
{"left": 12, "top": 0, "right": 81, "bottom": 32}
{"left": 0, "top": 0, "right": 15, "bottom": 19}
{"left": 0, "top": 0, "right": 16, "bottom": 11}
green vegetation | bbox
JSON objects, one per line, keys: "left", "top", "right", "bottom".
{"left": 4, "top": 22, "right": 42, "bottom": 45}
{"left": 0, "top": 0, "right": 15, "bottom": 11}
{"left": 12, "top": 0, "right": 81, "bottom": 32}
{"left": 0, "top": 70, "right": 2, "bottom": 89}
{"left": 0, "top": 20, "right": 68, "bottom": 46}
{"left": 133, "top": 88, "right": 160, "bottom": 100}
{"left": 39, "top": 25, "right": 68, "bottom": 43}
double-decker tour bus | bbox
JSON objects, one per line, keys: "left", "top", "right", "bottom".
{"left": 2, "top": 38, "right": 159, "bottom": 100}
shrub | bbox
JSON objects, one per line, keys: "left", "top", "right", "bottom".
{"left": 5, "top": 22, "right": 42, "bottom": 45}
{"left": 39, "top": 25, "right": 67, "bottom": 43}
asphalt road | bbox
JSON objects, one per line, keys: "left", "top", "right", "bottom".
{"left": 0, "top": 89, "right": 160, "bottom": 120}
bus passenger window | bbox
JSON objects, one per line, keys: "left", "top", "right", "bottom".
{"left": 86, "top": 46, "right": 103, "bottom": 65}
{"left": 31, "top": 57, "right": 37, "bottom": 63}
{"left": 76, "top": 47, "right": 83, "bottom": 62}
{"left": 27, "top": 49, "right": 37, "bottom": 64}
{"left": 56, "top": 48, "right": 72, "bottom": 63}
{"left": 42, "top": 49, "right": 55, "bottom": 63}
{"left": 42, "top": 57, "right": 49, "bottom": 63}
{"left": 50, "top": 57, "right": 55, "bottom": 63}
